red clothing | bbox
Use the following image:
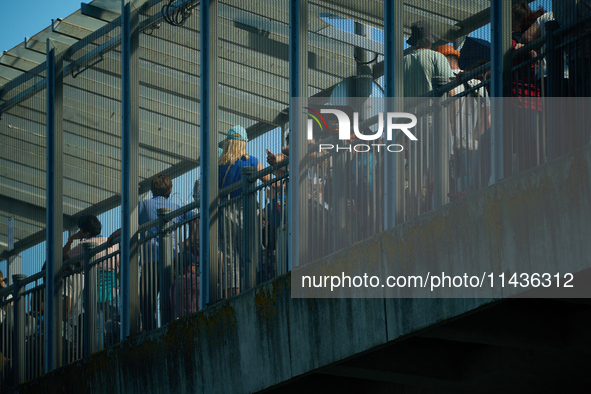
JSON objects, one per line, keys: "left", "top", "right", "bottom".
{"left": 512, "top": 39, "right": 542, "bottom": 110}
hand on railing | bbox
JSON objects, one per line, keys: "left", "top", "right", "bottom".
{"left": 267, "top": 149, "right": 288, "bottom": 176}
{"left": 513, "top": 42, "right": 537, "bottom": 59}
{"left": 107, "top": 229, "right": 121, "bottom": 247}
{"left": 266, "top": 149, "right": 277, "bottom": 166}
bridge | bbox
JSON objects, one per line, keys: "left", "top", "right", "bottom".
{"left": 1, "top": 0, "right": 590, "bottom": 392}
{"left": 12, "top": 145, "right": 591, "bottom": 393}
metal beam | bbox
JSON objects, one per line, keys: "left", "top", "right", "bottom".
{"left": 45, "top": 38, "right": 64, "bottom": 371}
{"left": 490, "top": 0, "right": 512, "bottom": 183}
{"left": 121, "top": 0, "right": 140, "bottom": 339}
{"left": 308, "top": 0, "right": 470, "bottom": 35}
{"left": 0, "top": 222, "right": 39, "bottom": 242}
{"left": 1, "top": 126, "right": 124, "bottom": 195}
{"left": 0, "top": 176, "right": 83, "bottom": 215}
{"left": 138, "top": 15, "right": 354, "bottom": 84}
{"left": 0, "top": 161, "right": 116, "bottom": 206}
{"left": 0, "top": 47, "right": 47, "bottom": 72}
{"left": 25, "top": 32, "right": 78, "bottom": 55}
{"left": 52, "top": 13, "right": 108, "bottom": 40}
{"left": 6, "top": 99, "right": 200, "bottom": 164}
{"left": 82, "top": 2, "right": 121, "bottom": 22}
{"left": 200, "top": 0, "right": 219, "bottom": 307}
{"left": 0, "top": 208, "right": 46, "bottom": 229}
{"left": 384, "top": 0, "right": 404, "bottom": 229}
{"left": 0, "top": 154, "right": 113, "bottom": 205}
{"left": 289, "top": 0, "right": 308, "bottom": 270}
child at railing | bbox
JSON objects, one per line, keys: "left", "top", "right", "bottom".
{"left": 63, "top": 214, "right": 119, "bottom": 352}
{"left": 170, "top": 261, "right": 199, "bottom": 320}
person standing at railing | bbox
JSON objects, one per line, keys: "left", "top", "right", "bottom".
{"left": 109, "top": 175, "right": 195, "bottom": 331}
{"left": 434, "top": 45, "right": 491, "bottom": 198}
{"left": 265, "top": 131, "right": 290, "bottom": 274}
{"left": 511, "top": 3, "right": 545, "bottom": 173}
{"left": 64, "top": 215, "right": 120, "bottom": 305}
{"left": 219, "top": 126, "right": 271, "bottom": 197}
{"left": 553, "top": 0, "right": 591, "bottom": 97}
{"left": 403, "top": 21, "right": 455, "bottom": 98}
{"left": 64, "top": 214, "right": 119, "bottom": 351}
{"left": 521, "top": 10, "right": 570, "bottom": 97}
{"left": 218, "top": 126, "right": 271, "bottom": 296}
{"left": 403, "top": 21, "right": 455, "bottom": 210}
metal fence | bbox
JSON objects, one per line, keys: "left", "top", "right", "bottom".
{"left": 2, "top": 8, "right": 591, "bottom": 391}
{"left": 297, "top": 17, "right": 591, "bottom": 265}
{"left": 216, "top": 159, "right": 290, "bottom": 301}
{"left": 0, "top": 157, "right": 290, "bottom": 388}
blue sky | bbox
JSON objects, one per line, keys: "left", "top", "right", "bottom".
{"left": 0, "top": 1, "right": 82, "bottom": 53}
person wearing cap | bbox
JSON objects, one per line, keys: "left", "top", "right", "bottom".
{"left": 434, "top": 44, "right": 490, "bottom": 148}
{"left": 217, "top": 125, "right": 272, "bottom": 295}
{"left": 218, "top": 125, "right": 271, "bottom": 198}
{"left": 403, "top": 21, "right": 455, "bottom": 97}
{"left": 435, "top": 44, "right": 490, "bottom": 195}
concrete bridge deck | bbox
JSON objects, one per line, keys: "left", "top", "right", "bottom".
{"left": 13, "top": 146, "right": 591, "bottom": 394}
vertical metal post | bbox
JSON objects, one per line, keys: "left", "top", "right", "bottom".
{"left": 546, "top": 21, "right": 561, "bottom": 98}
{"left": 12, "top": 274, "right": 26, "bottom": 385}
{"left": 200, "top": 0, "right": 219, "bottom": 306}
{"left": 121, "top": 0, "right": 140, "bottom": 340}
{"left": 241, "top": 167, "right": 258, "bottom": 289}
{"left": 384, "top": 0, "right": 404, "bottom": 228}
{"left": 490, "top": 0, "right": 511, "bottom": 183}
{"left": 281, "top": 123, "right": 287, "bottom": 147}
{"left": 157, "top": 208, "right": 172, "bottom": 325}
{"left": 83, "top": 242, "right": 98, "bottom": 357}
{"left": 546, "top": 21, "right": 561, "bottom": 160}
{"left": 432, "top": 77, "right": 450, "bottom": 207}
{"left": 45, "top": 38, "right": 64, "bottom": 372}
{"left": 331, "top": 149, "right": 345, "bottom": 253}
{"left": 289, "top": 0, "right": 308, "bottom": 270}
{"left": 7, "top": 217, "right": 22, "bottom": 287}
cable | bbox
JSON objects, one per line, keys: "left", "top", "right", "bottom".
{"left": 354, "top": 52, "right": 378, "bottom": 65}
{"left": 162, "top": 0, "right": 200, "bottom": 27}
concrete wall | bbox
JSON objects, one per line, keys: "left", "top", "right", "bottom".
{"left": 14, "top": 146, "right": 591, "bottom": 394}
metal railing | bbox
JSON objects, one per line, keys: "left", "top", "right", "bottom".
{"left": 2, "top": 12, "right": 591, "bottom": 390}
{"left": 216, "top": 159, "right": 290, "bottom": 301}
{"left": 297, "top": 17, "right": 591, "bottom": 264}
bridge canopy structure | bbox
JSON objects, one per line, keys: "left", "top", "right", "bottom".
{"left": 11, "top": 0, "right": 588, "bottom": 389}
{"left": 0, "top": 0, "right": 497, "bottom": 259}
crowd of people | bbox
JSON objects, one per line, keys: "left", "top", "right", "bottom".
{"left": 400, "top": 0, "right": 591, "bottom": 198}
{"left": 32, "top": 124, "right": 287, "bottom": 356}
{"left": 2, "top": 1, "right": 590, "bottom": 374}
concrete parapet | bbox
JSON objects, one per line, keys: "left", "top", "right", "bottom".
{"left": 14, "top": 146, "right": 591, "bottom": 393}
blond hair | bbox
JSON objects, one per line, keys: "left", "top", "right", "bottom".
{"left": 219, "top": 138, "right": 249, "bottom": 166}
